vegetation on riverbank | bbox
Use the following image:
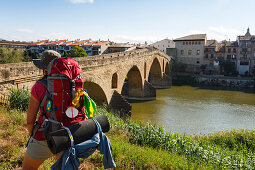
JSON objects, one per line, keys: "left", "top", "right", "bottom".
{"left": 0, "top": 88, "right": 254, "bottom": 169}
{"left": 0, "top": 105, "right": 254, "bottom": 169}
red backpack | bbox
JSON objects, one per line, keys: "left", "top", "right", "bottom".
{"left": 33, "top": 57, "right": 86, "bottom": 141}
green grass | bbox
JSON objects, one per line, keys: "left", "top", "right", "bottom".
{"left": 0, "top": 106, "right": 254, "bottom": 169}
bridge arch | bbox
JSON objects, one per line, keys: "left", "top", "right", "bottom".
{"left": 148, "top": 57, "right": 162, "bottom": 86}
{"left": 165, "top": 62, "right": 170, "bottom": 76}
{"left": 84, "top": 81, "right": 108, "bottom": 105}
{"left": 144, "top": 62, "right": 147, "bottom": 79}
{"left": 112, "top": 73, "right": 118, "bottom": 89}
{"left": 121, "top": 65, "right": 143, "bottom": 98}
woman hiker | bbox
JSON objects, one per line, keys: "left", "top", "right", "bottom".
{"left": 22, "top": 50, "right": 87, "bottom": 170}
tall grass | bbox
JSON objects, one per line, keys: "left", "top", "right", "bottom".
{"left": 8, "top": 87, "right": 30, "bottom": 111}
{"left": 127, "top": 122, "right": 255, "bottom": 169}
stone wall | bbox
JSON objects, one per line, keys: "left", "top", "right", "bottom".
{"left": 195, "top": 76, "right": 255, "bottom": 88}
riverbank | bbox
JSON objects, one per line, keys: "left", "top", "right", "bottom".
{"left": 172, "top": 75, "right": 255, "bottom": 92}
{"left": 0, "top": 106, "right": 254, "bottom": 169}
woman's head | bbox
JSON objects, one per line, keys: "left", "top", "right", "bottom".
{"left": 33, "top": 50, "right": 61, "bottom": 70}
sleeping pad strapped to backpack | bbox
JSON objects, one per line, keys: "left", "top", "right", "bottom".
{"left": 32, "top": 57, "right": 87, "bottom": 141}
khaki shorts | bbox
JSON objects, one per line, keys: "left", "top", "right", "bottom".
{"left": 26, "top": 138, "right": 62, "bottom": 161}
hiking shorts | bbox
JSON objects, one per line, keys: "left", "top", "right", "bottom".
{"left": 26, "top": 138, "right": 62, "bottom": 161}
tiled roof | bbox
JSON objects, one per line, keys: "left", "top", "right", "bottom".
{"left": 61, "top": 41, "right": 74, "bottom": 45}
{"left": 84, "top": 41, "right": 98, "bottom": 46}
{"left": 30, "top": 40, "right": 48, "bottom": 45}
{"left": 109, "top": 43, "right": 134, "bottom": 48}
{"left": 215, "top": 43, "right": 225, "bottom": 52}
{"left": 174, "top": 34, "right": 206, "bottom": 41}
{"left": 42, "top": 41, "right": 56, "bottom": 45}
{"left": 205, "top": 40, "right": 217, "bottom": 47}
{"left": 0, "top": 40, "right": 30, "bottom": 45}
{"left": 70, "top": 40, "right": 89, "bottom": 46}
{"left": 225, "top": 41, "right": 238, "bottom": 47}
{"left": 93, "top": 41, "right": 109, "bottom": 46}
{"left": 42, "top": 40, "right": 67, "bottom": 45}
{"left": 84, "top": 41, "right": 109, "bottom": 46}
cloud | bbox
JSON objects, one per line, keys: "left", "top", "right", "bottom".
{"left": 16, "top": 29, "right": 33, "bottom": 33}
{"left": 67, "top": 0, "right": 94, "bottom": 4}
{"left": 191, "top": 26, "right": 242, "bottom": 41}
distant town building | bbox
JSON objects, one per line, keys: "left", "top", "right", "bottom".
{"left": 0, "top": 40, "right": 30, "bottom": 49}
{"left": 107, "top": 43, "right": 136, "bottom": 53}
{"left": 173, "top": 34, "right": 206, "bottom": 73}
{"left": 26, "top": 40, "right": 110, "bottom": 56}
{"left": 203, "top": 40, "right": 218, "bottom": 74}
{"left": 149, "top": 39, "right": 175, "bottom": 53}
{"left": 237, "top": 28, "right": 254, "bottom": 75}
{"left": 83, "top": 41, "right": 110, "bottom": 55}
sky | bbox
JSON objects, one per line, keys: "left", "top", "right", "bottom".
{"left": 0, "top": 0, "right": 255, "bottom": 44}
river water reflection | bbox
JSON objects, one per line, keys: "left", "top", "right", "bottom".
{"left": 131, "top": 86, "right": 255, "bottom": 135}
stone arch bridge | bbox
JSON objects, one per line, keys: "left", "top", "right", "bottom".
{"left": 0, "top": 49, "right": 171, "bottom": 115}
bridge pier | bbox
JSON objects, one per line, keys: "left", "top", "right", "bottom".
{"left": 121, "top": 80, "right": 156, "bottom": 102}
{"left": 149, "top": 73, "right": 172, "bottom": 89}
{"left": 108, "top": 91, "right": 132, "bottom": 119}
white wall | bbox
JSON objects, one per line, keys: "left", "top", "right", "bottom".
{"left": 150, "top": 39, "right": 175, "bottom": 53}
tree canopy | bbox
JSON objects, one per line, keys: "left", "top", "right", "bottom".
{"left": 69, "top": 46, "right": 88, "bottom": 58}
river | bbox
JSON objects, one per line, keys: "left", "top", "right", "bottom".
{"left": 131, "top": 86, "right": 255, "bottom": 135}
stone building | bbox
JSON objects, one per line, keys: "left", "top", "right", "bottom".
{"left": 149, "top": 39, "right": 175, "bottom": 53}
{"left": 237, "top": 28, "right": 254, "bottom": 75}
{"left": 106, "top": 43, "right": 136, "bottom": 53}
{"left": 173, "top": 34, "right": 206, "bottom": 73}
{"left": 203, "top": 40, "right": 219, "bottom": 74}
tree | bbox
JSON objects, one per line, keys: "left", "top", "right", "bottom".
{"left": 0, "top": 47, "right": 23, "bottom": 64}
{"left": 23, "top": 50, "right": 32, "bottom": 62}
{"left": 69, "top": 46, "right": 88, "bottom": 58}
{"left": 64, "top": 51, "right": 69, "bottom": 57}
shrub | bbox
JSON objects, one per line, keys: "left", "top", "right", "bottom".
{"left": 8, "top": 88, "right": 30, "bottom": 111}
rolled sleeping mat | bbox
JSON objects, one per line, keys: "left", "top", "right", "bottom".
{"left": 46, "top": 115, "right": 110, "bottom": 154}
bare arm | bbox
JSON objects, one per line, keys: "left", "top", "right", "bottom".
{"left": 27, "top": 95, "right": 40, "bottom": 136}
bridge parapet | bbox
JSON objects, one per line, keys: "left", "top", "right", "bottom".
{"left": 0, "top": 48, "right": 172, "bottom": 114}
{"left": 76, "top": 49, "right": 170, "bottom": 69}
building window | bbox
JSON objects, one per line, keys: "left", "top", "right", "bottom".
{"left": 205, "top": 54, "right": 208, "bottom": 58}
{"left": 195, "top": 42, "right": 197, "bottom": 45}
{"left": 183, "top": 42, "right": 185, "bottom": 45}
{"left": 228, "top": 48, "right": 231, "bottom": 53}
{"left": 196, "top": 50, "right": 200, "bottom": 55}
{"left": 197, "top": 60, "right": 200, "bottom": 64}
{"left": 227, "top": 55, "right": 231, "bottom": 59}
{"left": 233, "top": 48, "right": 236, "bottom": 53}
{"left": 189, "top": 42, "right": 191, "bottom": 45}
{"left": 186, "top": 42, "right": 188, "bottom": 45}
{"left": 181, "top": 50, "right": 184, "bottom": 55}
{"left": 232, "top": 54, "right": 236, "bottom": 59}
{"left": 192, "top": 42, "right": 194, "bottom": 45}
{"left": 198, "top": 42, "right": 201, "bottom": 45}
{"left": 188, "top": 50, "right": 192, "bottom": 55}
{"left": 211, "top": 54, "right": 214, "bottom": 58}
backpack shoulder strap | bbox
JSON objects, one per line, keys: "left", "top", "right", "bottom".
{"left": 37, "top": 78, "right": 47, "bottom": 88}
